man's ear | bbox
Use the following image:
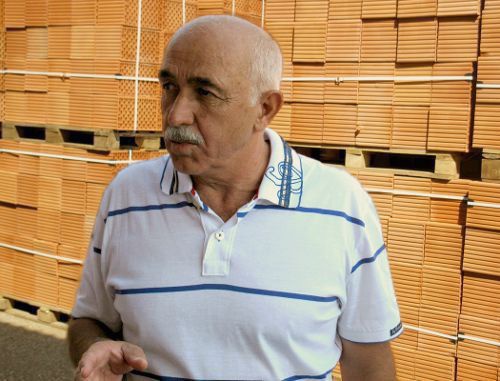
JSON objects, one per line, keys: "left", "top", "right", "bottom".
{"left": 255, "top": 90, "right": 284, "bottom": 132}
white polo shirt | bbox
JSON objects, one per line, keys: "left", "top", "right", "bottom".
{"left": 72, "top": 128, "right": 402, "bottom": 381}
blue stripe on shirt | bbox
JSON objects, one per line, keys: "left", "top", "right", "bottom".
{"left": 282, "top": 367, "right": 335, "bottom": 381}
{"left": 131, "top": 366, "right": 334, "bottom": 381}
{"left": 103, "top": 202, "right": 363, "bottom": 227}
{"left": 350, "top": 243, "right": 386, "bottom": 274}
{"left": 115, "top": 283, "right": 338, "bottom": 303}
{"left": 105, "top": 201, "right": 196, "bottom": 221}
{"left": 254, "top": 205, "right": 365, "bottom": 227}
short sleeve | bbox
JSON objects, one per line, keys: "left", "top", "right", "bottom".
{"left": 337, "top": 187, "right": 402, "bottom": 343}
{"left": 71, "top": 188, "right": 122, "bottom": 332}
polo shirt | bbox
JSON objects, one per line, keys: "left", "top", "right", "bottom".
{"left": 72, "top": 128, "right": 402, "bottom": 381}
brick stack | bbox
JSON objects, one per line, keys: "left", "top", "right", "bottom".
{"left": 266, "top": 0, "right": 479, "bottom": 152}
{"left": 475, "top": 0, "right": 500, "bottom": 183}
{"left": 161, "top": 0, "right": 262, "bottom": 64}
{"left": 474, "top": 0, "right": 500, "bottom": 151}
{"left": 0, "top": 0, "right": 4, "bottom": 122}
{"left": 197, "top": 0, "right": 261, "bottom": 24}
{"left": 0, "top": 139, "right": 165, "bottom": 312}
{"left": 347, "top": 169, "right": 469, "bottom": 381}
{"left": 3, "top": 0, "right": 163, "bottom": 130}
{"left": 457, "top": 181, "right": 500, "bottom": 380}
{"left": 3, "top": 0, "right": 263, "bottom": 132}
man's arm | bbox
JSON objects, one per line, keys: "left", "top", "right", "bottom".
{"left": 68, "top": 317, "right": 148, "bottom": 380}
{"left": 67, "top": 317, "right": 117, "bottom": 366}
{"left": 339, "top": 338, "right": 397, "bottom": 381}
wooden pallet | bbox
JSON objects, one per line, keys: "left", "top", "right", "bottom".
{"left": 0, "top": 295, "right": 70, "bottom": 324}
{"left": 1, "top": 121, "right": 163, "bottom": 151}
{"left": 481, "top": 149, "right": 500, "bottom": 183}
{"left": 291, "top": 143, "right": 463, "bottom": 180}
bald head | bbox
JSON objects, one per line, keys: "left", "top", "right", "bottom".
{"left": 165, "top": 15, "right": 283, "bottom": 103}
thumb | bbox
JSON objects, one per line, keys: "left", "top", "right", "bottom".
{"left": 122, "top": 342, "right": 148, "bottom": 371}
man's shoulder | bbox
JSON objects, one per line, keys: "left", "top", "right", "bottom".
{"left": 113, "top": 155, "right": 168, "bottom": 183}
{"left": 98, "top": 155, "right": 169, "bottom": 213}
{"left": 105, "top": 155, "right": 169, "bottom": 197}
{"left": 297, "top": 153, "right": 371, "bottom": 211}
{"left": 299, "top": 153, "right": 362, "bottom": 191}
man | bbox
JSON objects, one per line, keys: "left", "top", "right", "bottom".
{"left": 69, "top": 15, "right": 402, "bottom": 381}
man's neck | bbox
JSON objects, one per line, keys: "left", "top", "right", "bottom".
{"left": 192, "top": 139, "right": 270, "bottom": 222}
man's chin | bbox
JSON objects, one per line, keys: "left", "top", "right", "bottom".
{"left": 170, "top": 155, "right": 205, "bottom": 176}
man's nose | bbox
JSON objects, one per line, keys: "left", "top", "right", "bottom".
{"left": 167, "top": 92, "right": 195, "bottom": 127}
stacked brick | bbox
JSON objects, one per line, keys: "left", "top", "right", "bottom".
{"left": 2, "top": 0, "right": 262, "bottom": 132}
{"left": 475, "top": 0, "right": 500, "bottom": 182}
{"left": 458, "top": 181, "right": 500, "bottom": 380}
{"left": 197, "top": 0, "right": 262, "bottom": 23}
{"left": 0, "top": 0, "right": 4, "bottom": 122}
{"left": 4, "top": 0, "right": 162, "bottom": 130}
{"left": 0, "top": 139, "right": 165, "bottom": 311}
{"left": 346, "top": 169, "right": 470, "bottom": 381}
{"left": 266, "top": 0, "right": 479, "bottom": 153}
{"left": 474, "top": 0, "right": 500, "bottom": 151}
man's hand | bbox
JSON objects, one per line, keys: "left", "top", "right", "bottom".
{"left": 74, "top": 340, "right": 148, "bottom": 381}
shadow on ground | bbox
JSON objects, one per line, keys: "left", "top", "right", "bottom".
{"left": 0, "top": 315, "right": 74, "bottom": 381}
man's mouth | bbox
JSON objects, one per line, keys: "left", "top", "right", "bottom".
{"left": 169, "top": 139, "right": 198, "bottom": 145}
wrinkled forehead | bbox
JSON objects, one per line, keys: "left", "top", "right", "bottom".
{"left": 161, "top": 30, "right": 250, "bottom": 82}
{"left": 162, "top": 46, "right": 221, "bottom": 78}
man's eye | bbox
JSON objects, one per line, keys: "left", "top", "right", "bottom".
{"left": 162, "top": 82, "right": 176, "bottom": 91}
{"left": 197, "top": 88, "right": 212, "bottom": 97}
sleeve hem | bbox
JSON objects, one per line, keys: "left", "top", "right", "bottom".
{"left": 71, "top": 308, "right": 122, "bottom": 333}
{"left": 339, "top": 325, "right": 404, "bottom": 344}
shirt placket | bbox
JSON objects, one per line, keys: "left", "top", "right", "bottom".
{"left": 187, "top": 190, "right": 237, "bottom": 276}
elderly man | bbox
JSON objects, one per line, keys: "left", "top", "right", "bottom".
{"left": 68, "top": 15, "right": 402, "bottom": 381}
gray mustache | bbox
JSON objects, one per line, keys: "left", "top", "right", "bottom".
{"left": 165, "top": 126, "right": 205, "bottom": 145}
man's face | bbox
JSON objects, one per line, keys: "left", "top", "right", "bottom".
{"left": 159, "top": 33, "right": 260, "bottom": 177}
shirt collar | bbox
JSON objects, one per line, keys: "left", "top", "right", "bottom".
{"left": 159, "top": 128, "right": 304, "bottom": 209}
{"left": 160, "top": 156, "right": 194, "bottom": 196}
{"left": 258, "top": 128, "right": 303, "bottom": 209}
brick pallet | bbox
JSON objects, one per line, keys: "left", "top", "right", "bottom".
{"left": 266, "top": 0, "right": 479, "bottom": 156}
{"left": 0, "top": 139, "right": 165, "bottom": 313}
{"left": 2, "top": 0, "right": 261, "bottom": 131}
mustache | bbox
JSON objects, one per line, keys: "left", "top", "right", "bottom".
{"left": 164, "top": 126, "right": 205, "bottom": 145}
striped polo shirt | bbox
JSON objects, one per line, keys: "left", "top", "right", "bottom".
{"left": 72, "top": 128, "right": 402, "bottom": 381}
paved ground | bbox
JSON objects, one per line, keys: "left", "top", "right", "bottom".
{"left": 0, "top": 310, "right": 74, "bottom": 381}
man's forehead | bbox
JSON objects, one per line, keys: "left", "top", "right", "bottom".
{"left": 164, "top": 29, "right": 249, "bottom": 68}
{"left": 161, "top": 47, "right": 244, "bottom": 87}
{"left": 162, "top": 42, "right": 224, "bottom": 71}
{"left": 160, "top": 60, "right": 222, "bottom": 84}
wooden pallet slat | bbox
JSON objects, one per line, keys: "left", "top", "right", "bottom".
{"left": 1, "top": 121, "right": 163, "bottom": 151}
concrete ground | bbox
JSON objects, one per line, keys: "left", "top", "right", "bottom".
{"left": 0, "top": 310, "right": 74, "bottom": 380}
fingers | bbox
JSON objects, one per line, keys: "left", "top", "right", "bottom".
{"left": 78, "top": 349, "right": 100, "bottom": 379}
{"left": 74, "top": 340, "right": 148, "bottom": 381}
{"left": 74, "top": 364, "right": 84, "bottom": 381}
{"left": 74, "top": 359, "right": 96, "bottom": 381}
{"left": 122, "top": 342, "right": 149, "bottom": 371}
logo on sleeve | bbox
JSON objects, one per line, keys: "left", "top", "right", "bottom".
{"left": 390, "top": 321, "right": 403, "bottom": 336}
